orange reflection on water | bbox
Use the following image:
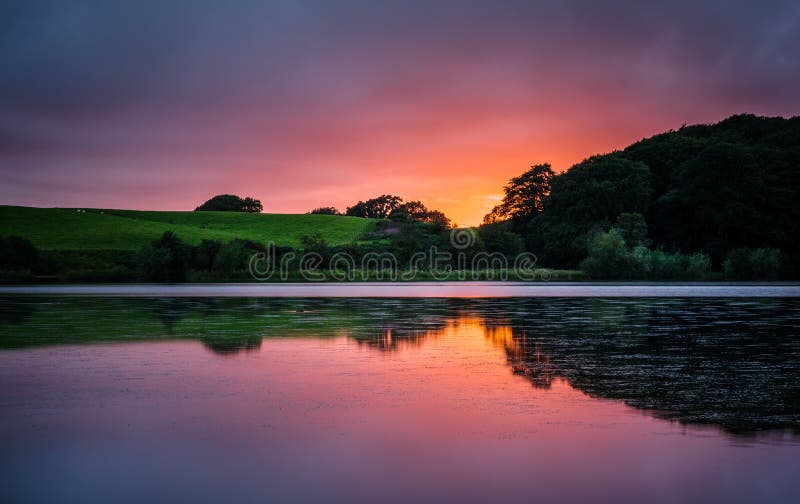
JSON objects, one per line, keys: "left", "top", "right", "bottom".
{"left": 2, "top": 310, "right": 800, "bottom": 503}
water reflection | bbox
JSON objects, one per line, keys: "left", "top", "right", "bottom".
{"left": 1, "top": 297, "right": 799, "bottom": 436}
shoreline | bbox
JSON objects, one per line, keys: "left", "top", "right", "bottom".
{"left": 2, "top": 282, "right": 800, "bottom": 298}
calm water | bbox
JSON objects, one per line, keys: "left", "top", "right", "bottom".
{"left": 2, "top": 296, "right": 800, "bottom": 503}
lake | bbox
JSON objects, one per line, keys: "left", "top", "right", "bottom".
{"left": 2, "top": 293, "right": 800, "bottom": 503}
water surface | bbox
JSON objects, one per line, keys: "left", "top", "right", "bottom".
{"left": 1, "top": 297, "right": 799, "bottom": 503}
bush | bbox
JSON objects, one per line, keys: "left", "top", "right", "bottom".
{"left": 299, "top": 233, "right": 330, "bottom": 260}
{"left": 630, "top": 247, "right": 711, "bottom": 280}
{"left": 579, "top": 229, "right": 637, "bottom": 279}
{"left": 614, "top": 213, "right": 649, "bottom": 247}
{"left": 723, "top": 248, "right": 783, "bottom": 280}
{"left": 308, "top": 207, "right": 340, "bottom": 215}
{"left": 582, "top": 231, "right": 711, "bottom": 280}
{"left": 478, "top": 223, "right": 524, "bottom": 256}
{"left": 0, "top": 235, "right": 40, "bottom": 271}
{"left": 648, "top": 249, "right": 685, "bottom": 279}
{"left": 686, "top": 253, "right": 712, "bottom": 278}
{"left": 136, "top": 231, "right": 191, "bottom": 282}
{"left": 195, "top": 194, "right": 262, "bottom": 212}
{"left": 193, "top": 239, "right": 222, "bottom": 271}
{"left": 212, "top": 241, "right": 250, "bottom": 277}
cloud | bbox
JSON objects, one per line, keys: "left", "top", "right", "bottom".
{"left": 1, "top": 0, "right": 799, "bottom": 224}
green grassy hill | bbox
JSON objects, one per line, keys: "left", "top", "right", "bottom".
{"left": 0, "top": 206, "right": 377, "bottom": 250}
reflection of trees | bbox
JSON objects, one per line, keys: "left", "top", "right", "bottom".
{"left": 202, "top": 337, "right": 262, "bottom": 355}
{"left": 0, "top": 297, "right": 37, "bottom": 325}
{"left": 480, "top": 298, "right": 800, "bottom": 435}
{"left": 3, "top": 296, "right": 800, "bottom": 435}
{"left": 0, "top": 297, "right": 456, "bottom": 355}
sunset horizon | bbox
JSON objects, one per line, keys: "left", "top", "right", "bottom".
{"left": 2, "top": 2, "right": 800, "bottom": 503}
{"left": 3, "top": 2, "right": 800, "bottom": 226}
{"left": 6, "top": 111, "right": 789, "bottom": 227}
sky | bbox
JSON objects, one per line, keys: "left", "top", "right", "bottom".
{"left": 1, "top": 1, "right": 799, "bottom": 225}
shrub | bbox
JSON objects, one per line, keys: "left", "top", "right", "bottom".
{"left": 136, "top": 231, "right": 191, "bottom": 282}
{"left": 648, "top": 249, "right": 685, "bottom": 279}
{"left": 583, "top": 233, "right": 711, "bottom": 280}
{"left": 686, "top": 253, "right": 711, "bottom": 278}
{"left": 212, "top": 241, "right": 250, "bottom": 277}
{"left": 299, "top": 233, "right": 330, "bottom": 260}
{"left": 0, "top": 235, "right": 40, "bottom": 271}
{"left": 308, "top": 207, "right": 340, "bottom": 215}
{"left": 478, "top": 223, "right": 525, "bottom": 256}
{"left": 195, "top": 194, "right": 262, "bottom": 212}
{"left": 614, "top": 213, "right": 649, "bottom": 247}
{"left": 193, "top": 239, "right": 222, "bottom": 271}
{"left": 723, "top": 248, "right": 783, "bottom": 280}
{"left": 579, "top": 229, "right": 636, "bottom": 279}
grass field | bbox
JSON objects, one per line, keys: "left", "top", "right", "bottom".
{"left": 0, "top": 206, "right": 377, "bottom": 250}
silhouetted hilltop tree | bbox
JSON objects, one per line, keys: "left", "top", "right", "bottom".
{"left": 345, "top": 194, "right": 403, "bottom": 218}
{"left": 345, "top": 195, "right": 451, "bottom": 228}
{"left": 484, "top": 163, "right": 553, "bottom": 226}
{"left": 195, "top": 194, "right": 263, "bottom": 212}
{"left": 308, "top": 206, "right": 341, "bottom": 215}
{"left": 390, "top": 200, "right": 451, "bottom": 228}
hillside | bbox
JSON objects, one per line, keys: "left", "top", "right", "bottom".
{"left": 0, "top": 206, "right": 377, "bottom": 250}
{"left": 518, "top": 114, "right": 800, "bottom": 269}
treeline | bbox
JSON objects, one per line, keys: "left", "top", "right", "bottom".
{"left": 0, "top": 219, "right": 545, "bottom": 282}
{"left": 482, "top": 114, "right": 800, "bottom": 279}
{"left": 309, "top": 194, "right": 451, "bottom": 227}
{"left": 2, "top": 114, "right": 797, "bottom": 282}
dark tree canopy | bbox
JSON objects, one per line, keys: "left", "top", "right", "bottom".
{"left": 483, "top": 163, "right": 554, "bottom": 225}
{"left": 390, "top": 200, "right": 451, "bottom": 228}
{"left": 545, "top": 156, "right": 652, "bottom": 225}
{"left": 308, "top": 206, "right": 341, "bottom": 215}
{"left": 195, "top": 194, "right": 263, "bottom": 213}
{"left": 137, "top": 231, "right": 191, "bottom": 282}
{"left": 344, "top": 195, "right": 451, "bottom": 229}
{"left": 495, "top": 114, "right": 800, "bottom": 270}
{"left": 0, "top": 235, "right": 40, "bottom": 270}
{"left": 345, "top": 194, "right": 403, "bottom": 219}
{"left": 614, "top": 213, "right": 649, "bottom": 247}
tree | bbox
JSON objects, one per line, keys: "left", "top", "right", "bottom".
{"left": 195, "top": 194, "right": 263, "bottom": 212}
{"left": 136, "top": 231, "right": 191, "bottom": 282}
{"left": 389, "top": 200, "right": 451, "bottom": 228}
{"left": 345, "top": 194, "right": 403, "bottom": 218}
{"left": 0, "top": 235, "right": 40, "bottom": 271}
{"left": 579, "top": 229, "right": 635, "bottom": 280}
{"left": 723, "top": 248, "right": 783, "bottom": 280}
{"left": 483, "top": 164, "right": 554, "bottom": 225}
{"left": 477, "top": 222, "right": 524, "bottom": 256}
{"left": 546, "top": 156, "right": 652, "bottom": 225}
{"left": 212, "top": 241, "right": 249, "bottom": 277}
{"left": 308, "top": 207, "right": 341, "bottom": 215}
{"left": 614, "top": 213, "right": 649, "bottom": 247}
{"left": 192, "top": 239, "right": 222, "bottom": 271}
{"left": 653, "top": 143, "right": 764, "bottom": 262}
{"left": 241, "top": 197, "right": 263, "bottom": 213}
{"left": 526, "top": 156, "right": 651, "bottom": 266}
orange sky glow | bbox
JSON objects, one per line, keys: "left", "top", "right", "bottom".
{"left": 2, "top": 2, "right": 799, "bottom": 225}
